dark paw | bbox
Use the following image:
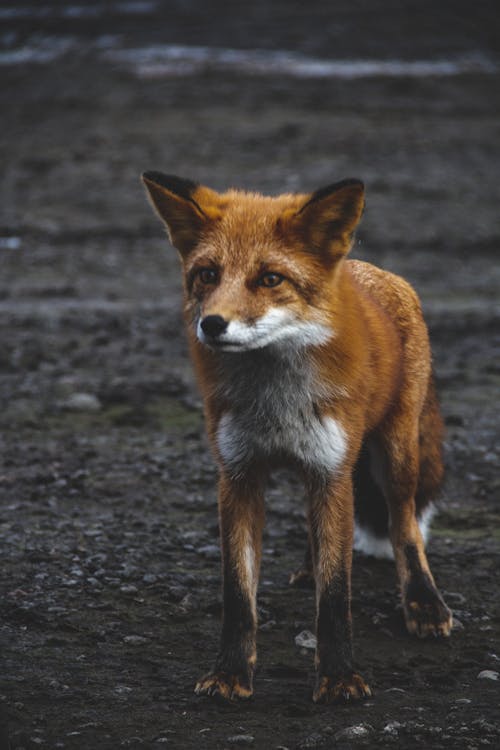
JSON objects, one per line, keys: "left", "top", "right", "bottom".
{"left": 313, "top": 673, "right": 371, "bottom": 704}
{"left": 194, "top": 671, "right": 253, "bottom": 701}
{"left": 404, "top": 595, "right": 453, "bottom": 638}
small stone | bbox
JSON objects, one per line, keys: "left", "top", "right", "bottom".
{"left": 294, "top": 630, "right": 317, "bottom": 650}
{"left": 114, "top": 685, "right": 133, "bottom": 695}
{"left": 227, "top": 735, "right": 255, "bottom": 745}
{"left": 166, "top": 585, "right": 188, "bottom": 602}
{"left": 444, "top": 591, "right": 466, "bottom": 605}
{"left": 178, "top": 593, "right": 197, "bottom": 611}
{"left": 383, "top": 721, "right": 403, "bottom": 736}
{"left": 198, "top": 544, "right": 220, "bottom": 560}
{"left": 334, "top": 724, "right": 373, "bottom": 742}
{"left": 0, "top": 236, "right": 21, "bottom": 250}
{"left": 120, "top": 584, "right": 138, "bottom": 595}
{"left": 259, "top": 619, "right": 276, "bottom": 631}
{"left": 123, "top": 635, "right": 147, "bottom": 645}
{"left": 471, "top": 718, "right": 497, "bottom": 733}
{"left": 61, "top": 392, "right": 101, "bottom": 412}
{"left": 477, "top": 670, "right": 499, "bottom": 681}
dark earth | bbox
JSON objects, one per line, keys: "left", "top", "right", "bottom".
{"left": 1, "top": 2, "right": 499, "bottom": 748}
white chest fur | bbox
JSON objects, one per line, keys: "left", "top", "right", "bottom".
{"left": 214, "top": 348, "right": 346, "bottom": 475}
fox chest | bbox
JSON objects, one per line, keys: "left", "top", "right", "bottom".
{"left": 213, "top": 352, "right": 346, "bottom": 475}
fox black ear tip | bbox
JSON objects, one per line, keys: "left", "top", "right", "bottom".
{"left": 140, "top": 172, "right": 199, "bottom": 198}
{"left": 142, "top": 170, "right": 164, "bottom": 184}
{"left": 344, "top": 178, "right": 364, "bottom": 191}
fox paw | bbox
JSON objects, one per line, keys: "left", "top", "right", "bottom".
{"left": 404, "top": 596, "right": 453, "bottom": 638}
{"left": 195, "top": 671, "right": 253, "bottom": 701}
{"left": 313, "top": 673, "right": 371, "bottom": 704}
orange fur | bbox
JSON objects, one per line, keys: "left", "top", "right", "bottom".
{"left": 142, "top": 172, "right": 452, "bottom": 703}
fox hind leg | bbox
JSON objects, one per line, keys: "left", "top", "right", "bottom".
{"left": 380, "top": 402, "right": 452, "bottom": 638}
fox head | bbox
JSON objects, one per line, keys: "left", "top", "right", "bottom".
{"left": 142, "top": 172, "right": 364, "bottom": 352}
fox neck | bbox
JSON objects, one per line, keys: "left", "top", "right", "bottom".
{"left": 211, "top": 344, "right": 337, "bottom": 405}
{"left": 207, "top": 343, "right": 348, "bottom": 476}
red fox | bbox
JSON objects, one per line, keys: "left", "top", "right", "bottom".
{"left": 142, "top": 172, "right": 453, "bottom": 704}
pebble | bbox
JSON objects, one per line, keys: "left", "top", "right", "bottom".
{"left": 123, "top": 635, "right": 147, "bottom": 645}
{"left": 60, "top": 392, "right": 101, "bottom": 412}
{"left": 259, "top": 619, "right": 276, "bottom": 631}
{"left": 294, "top": 630, "right": 317, "bottom": 650}
{"left": 477, "top": 670, "right": 499, "bottom": 681}
{"left": 114, "top": 685, "right": 133, "bottom": 695}
{"left": 0, "top": 236, "right": 21, "bottom": 250}
{"left": 334, "top": 724, "right": 373, "bottom": 741}
{"left": 383, "top": 721, "right": 403, "bottom": 736}
{"left": 198, "top": 544, "right": 220, "bottom": 559}
{"left": 471, "top": 718, "right": 497, "bottom": 733}
{"left": 178, "top": 593, "right": 197, "bottom": 611}
{"left": 166, "top": 585, "right": 188, "bottom": 602}
{"left": 120, "top": 584, "right": 139, "bottom": 595}
{"left": 444, "top": 591, "right": 467, "bottom": 605}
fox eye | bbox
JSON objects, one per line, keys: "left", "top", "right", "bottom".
{"left": 258, "top": 272, "right": 284, "bottom": 288}
{"left": 198, "top": 268, "right": 218, "bottom": 285}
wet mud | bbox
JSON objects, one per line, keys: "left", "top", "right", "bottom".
{"left": 1, "top": 2, "right": 499, "bottom": 748}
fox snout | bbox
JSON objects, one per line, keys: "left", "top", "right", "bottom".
{"left": 200, "top": 314, "right": 228, "bottom": 339}
{"left": 196, "top": 307, "right": 333, "bottom": 353}
{"left": 197, "top": 312, "right": 246, "bottom": 350}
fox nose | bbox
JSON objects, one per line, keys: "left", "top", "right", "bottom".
{"left": 200, "top": 314, "right": 228, "bottom": 338}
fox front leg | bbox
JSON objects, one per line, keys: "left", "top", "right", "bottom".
{"left": 195, "top": 471, "right": 265, "bottom": 701}
{"left": 307, "top": 472, "right": 371, "bottom": 704}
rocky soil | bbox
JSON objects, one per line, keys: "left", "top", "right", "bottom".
{"left": 1, "top": 2, "right": 499, "bottom": 748}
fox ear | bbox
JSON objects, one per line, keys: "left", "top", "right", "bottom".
{"left": 141, "top": 171, "right": 220, "bottom": 255}
{"left": 291, "top": 179, "right": 365, "bottom": 260}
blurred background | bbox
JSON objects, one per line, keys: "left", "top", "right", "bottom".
{"left": 1, "top": 2, "right": 499, "bottom": 749}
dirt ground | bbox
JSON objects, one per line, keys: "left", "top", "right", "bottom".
{"left": 1, "top": 2, "right": 499, "bottom": 749}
